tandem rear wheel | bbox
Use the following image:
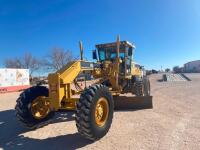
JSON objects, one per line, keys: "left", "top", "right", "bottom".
{"left": 135, "top": 77, "right": 151, "bottom": 96}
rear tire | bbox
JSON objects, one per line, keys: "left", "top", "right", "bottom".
{"left": 15, "top": 86, "right": 55, "bottom": 129}
{"left": 143, "top": 77, "right": 150, "bottom": 96}
{"left": 135, "top": 77, "right": 150, "bottom": 96}
{"left": 135, "top": 80, "right": 143, "bottom": 96}
{"left": 75, "top": 84, "right": 114, "bottom": 141}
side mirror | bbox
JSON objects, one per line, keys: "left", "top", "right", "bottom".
{"left": 92, "top": 50, "right": 97, "bottom": 60}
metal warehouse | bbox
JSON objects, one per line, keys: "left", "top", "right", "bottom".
{"left": 184, "top": 60, "right": 200, "bottom": 73}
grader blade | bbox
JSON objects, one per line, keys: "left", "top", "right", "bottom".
{"left": 114, "top": 96, "right": 153, "bottom": 110}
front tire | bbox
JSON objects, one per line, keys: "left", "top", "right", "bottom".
{"left": 75, "top": 84, "right": 114, "bottom": 141}
{"left": 15, "top": 86, "right": 55, "bottom": 129}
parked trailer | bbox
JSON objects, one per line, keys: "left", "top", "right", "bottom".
{"left": 0, "top": 68, "right": 30, "bottom": 93}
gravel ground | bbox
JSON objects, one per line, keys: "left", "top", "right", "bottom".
{"left": 0, "top": 74, "right": 200, "bottom": 150}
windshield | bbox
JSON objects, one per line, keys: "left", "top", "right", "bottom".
{"left": 98, "top": 48, "right": 125, "bottom": 61}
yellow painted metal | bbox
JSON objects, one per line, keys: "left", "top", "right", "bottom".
{"left": 45, "top": 36, "right": 143, "bottom": 112}
{"left": 58, "top": 61, "right": 81, "bottom": 84}
{"left": 30, "top": 96, "right": 50, "bottom": 120}
{"left": 60, "top": 98, "right": 79, "bottom": 110}
{"left": 110, "top": 90, "right": 121, "bottom": 96}
{"left": 114, "top": 35, "right": 121, "bottom": 90}
{"left": 48, "top": 73, "right": 61, "bottom": 110}
{"left": 131, "top": 62, "right": 142, "bottom": 77}
{"left": 95, "top": 97, "right": 109, "bottom": 127}
{"left": 47, "top": 60, "right": 94, "bottom": 110}
{"left": 47, "top": 61, "right": 82, "bottom": 110}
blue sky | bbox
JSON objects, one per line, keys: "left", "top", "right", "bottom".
{"left": 0, "top": 0, "right": 200, "bottom": 70}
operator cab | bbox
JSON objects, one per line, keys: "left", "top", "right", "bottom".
{"left": 94, "top": 41, "right": 135, "bottom": 76}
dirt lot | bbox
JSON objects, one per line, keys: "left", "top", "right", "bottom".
{"left": 0, "top": 74, "right": 200, "bottom": 150}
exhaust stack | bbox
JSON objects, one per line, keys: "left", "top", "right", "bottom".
{"left": 79, "top": 41, "right": 83, "bottom": 60}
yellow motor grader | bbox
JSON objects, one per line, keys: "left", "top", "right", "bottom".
{"left": 15, "top": 36, "right": 151, "bottom": 141}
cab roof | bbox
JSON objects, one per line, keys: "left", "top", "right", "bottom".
{"left": 95, "top": 41, "right": 135, "bottom": 49}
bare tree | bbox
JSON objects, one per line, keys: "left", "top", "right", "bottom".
{"left": 23, "top": 53, "right": 40, "bottom": 75}
{"left": 4, "top": 48, "right": 75, "bottom": 76}
{"left": 4, "top": 57, "right": 23, "bottom": 68}
{"left": 44, "top": 48, "right": 74, "bottom": 71}
{"left": 4, "top": 53, "right": 40, "bottom": 76}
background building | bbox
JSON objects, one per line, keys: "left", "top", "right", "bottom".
{"left": 184, "top": 60, "right": 200, "bottom": 73}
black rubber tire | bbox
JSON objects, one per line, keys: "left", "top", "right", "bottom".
{"left": 143, "top": 77, "right": 151, "bottom": 96}
{"left": 15, "top": 86, "right": 55, "bottom": 129}
{"left": 135, "top": 80, "right": 143, "bottom": 96}
{"left": 75, "top": 84, "right": 114, "bottom": 141}
{"left": 135, "top": 77, "right": 150, "bottom": 96}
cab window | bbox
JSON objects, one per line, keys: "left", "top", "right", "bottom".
{"left": 99, "top": 50, "right": 105, "bottom": 61}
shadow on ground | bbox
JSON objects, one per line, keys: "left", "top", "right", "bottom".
{"left": 0, "top": 96, "right": 152, "bottom": 150}
{"left": 157, "top": 79, "right": 164, "bottom": 82}
{"left": 0, "top": 110, "right": 92, "bottom": 150}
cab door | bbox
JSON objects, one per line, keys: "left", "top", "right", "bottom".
{"left": 125, "top": 47, "right": 132, "bottom": 76}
